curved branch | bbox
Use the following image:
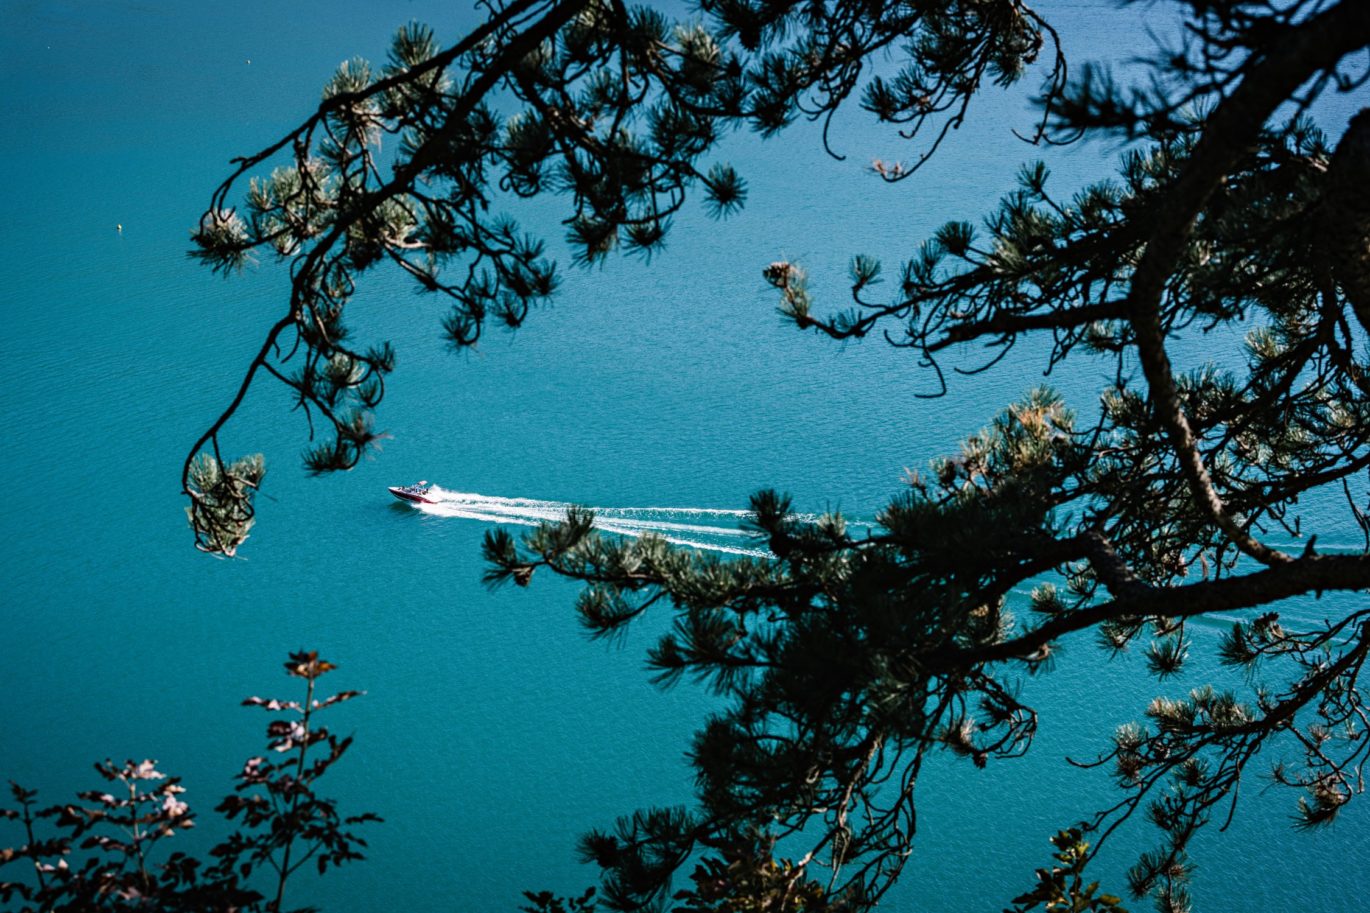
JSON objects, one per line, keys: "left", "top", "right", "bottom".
{"left": 1124, "top": 1, "right": 1370, "bottom": 566}
{"left": 932, "top": 553, "right": 1370, "bottom": 670}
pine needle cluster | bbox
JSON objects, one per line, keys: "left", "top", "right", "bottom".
{"left": 183, "top": 1, "right": 1370, "bottom": 910}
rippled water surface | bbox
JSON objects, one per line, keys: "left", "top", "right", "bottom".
{"left": 2, "top": 1, "right": 1367, "bottom": 910}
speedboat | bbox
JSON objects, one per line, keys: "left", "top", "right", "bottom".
{"left": 389, "top": 481, "right": 436, "bottom": 504}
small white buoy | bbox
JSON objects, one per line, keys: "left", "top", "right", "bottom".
{"left": 246, "top": 58, "right": 251, "bottom": 65}
{"left": 116, "top": 223, "right": 123, "bottom": 233}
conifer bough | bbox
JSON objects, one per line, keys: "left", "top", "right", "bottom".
{"left": 187, "top": 1, "right": 1370, "bottom": 910}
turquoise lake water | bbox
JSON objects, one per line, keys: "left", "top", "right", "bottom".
{"left": 2, "top": 1, "right": 1368, "bottom": 909}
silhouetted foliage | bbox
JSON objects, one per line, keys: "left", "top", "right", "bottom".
{"left": 182, "top": 0, "right": 1065, "bottom": 555}
{"left": 185, "top": 1, "right": 1370, "bottom": 910}
{"left": 1007, "top": 830, "right": 1127, "bottom": 913}
{"left": 0, "top": 652, "right": 376, "bottom": 912}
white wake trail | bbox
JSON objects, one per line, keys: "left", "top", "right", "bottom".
{"left": 412, "top": 487, "right": 773, "bottom": 557}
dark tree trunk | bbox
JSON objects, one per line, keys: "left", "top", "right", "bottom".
{"left": 1327, "top": 108, "right": 1370, "bottom": 333}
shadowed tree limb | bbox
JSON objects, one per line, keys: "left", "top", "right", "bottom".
{"left": 1123, "top": 0, "right": 1370, "bottom": 569}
